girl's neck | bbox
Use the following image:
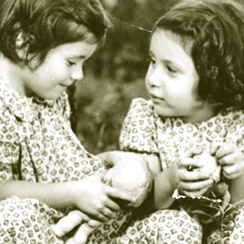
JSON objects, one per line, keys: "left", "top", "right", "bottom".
{"left": 181, "top": 104, "right": 216, "bottom": 123}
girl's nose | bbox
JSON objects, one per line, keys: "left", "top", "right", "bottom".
{"left": 71, "top": 65, "right": 84, "bottom": 82}
{"left": 146, "top": 68, "right": 162, "bottom": 87}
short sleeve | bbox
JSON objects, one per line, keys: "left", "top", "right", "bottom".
{"left": 119, "top": 98, "right": 159, "bottom": 153}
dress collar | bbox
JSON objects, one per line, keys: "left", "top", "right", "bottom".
{"left": 150, "top": 99, "right": 244, "bottom": 144}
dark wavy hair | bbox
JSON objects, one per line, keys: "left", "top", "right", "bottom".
{"left": 154, "top": 0, "right": 244, "bottom": 110}
{"left": 0, "top": 0, "right": 109, "bottom": 67}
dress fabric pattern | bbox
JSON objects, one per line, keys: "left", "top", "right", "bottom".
{"left": 0, "top": 85, "right": 243, "bottom": 243}
{"left": 116, "top": 98, "right": 244, "bottom": 243}
{"left": 0, "top": 80, "right": 108, "bottom": 244}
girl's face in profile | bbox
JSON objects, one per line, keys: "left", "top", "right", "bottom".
{"left": 15, "top": 41, "right": 97, "bottom": 100}
{"left": 145, "top": 28, "right": 214, "bottom": 122}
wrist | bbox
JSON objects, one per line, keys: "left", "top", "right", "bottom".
{"left": 165, "top": 164, "right": 178, "bottom": 190}
{"left": 67, "top": 181, "right": 85, "bottom": 208}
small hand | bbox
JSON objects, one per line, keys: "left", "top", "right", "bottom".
{"left": 210, "top": 142, "right": 244, "bottom": 180}
{"left": 172, "top": 148, "right": 214, "bottom": 197}
{"left": 72, "top": 174, "right": 134, "bottom": 222}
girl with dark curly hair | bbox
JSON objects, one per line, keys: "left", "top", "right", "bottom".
{"left": 100, "top": 0, "right": 244, "bottom": 243}
{"left": 0, "top": 0, "right": 136, "bottom": 243}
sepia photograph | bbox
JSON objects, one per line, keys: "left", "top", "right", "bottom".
{"left": 0, "top": 0, "right": 244, "bottom": 243}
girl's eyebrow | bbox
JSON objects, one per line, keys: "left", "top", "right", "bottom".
{"left": 149, "top": 48, "right": 183, "bottom": 71}
{"left": 165, "top": 60, "right": 184, "bottom": 73}
{"left": 68, "top": 54, "right": 87, "bottom": 60}
{"left": 78, "top": 54, "right": 89, "bottom": 59}
{"left": 165, "top": 59, "right": 181, "bottom": 67}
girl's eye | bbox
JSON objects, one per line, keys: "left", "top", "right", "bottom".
{"left": 67, "top": 60, "right": 76, "bottom": 66}
{"left": 167, "top": 65, "right": 177, "bottom": 74}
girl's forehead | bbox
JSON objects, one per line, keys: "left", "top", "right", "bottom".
{"left": 48, "top": 41, "right": 98, "bottom": 59}
{"left": 151, "top": 28, "right": 194, "bottom": 55}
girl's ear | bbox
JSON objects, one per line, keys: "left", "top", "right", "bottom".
{"left": 15, "top": 32, "right": 32, "bottom": 60}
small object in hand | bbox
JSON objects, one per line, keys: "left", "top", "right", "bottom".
{"left": 104, "top": 155, "right": 153, "bottom": 208}
{"left": 184, "top": 152, "right": 222, "bottom": 196}
{"left": 187, "top": 165, "right": 197, "bottom": 171}
{"left": 193, "top": 152, "right": 221, "bottom": 184}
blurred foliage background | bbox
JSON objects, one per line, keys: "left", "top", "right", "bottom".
{"left": 68, "top": 0, "right": 179, "bottom": 154}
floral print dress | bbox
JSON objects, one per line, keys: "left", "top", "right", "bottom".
{"left": 0, "top": 80, "right": 105, "bottom": 244}
{"left": 0, "top": 81, "right": 197, "bottom": 244}
{"left": 1, "top": 81, "right": 243, "bottom": 244}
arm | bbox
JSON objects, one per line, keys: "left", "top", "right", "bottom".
{"left": 153, "top": 167, "right": 176, "bottom": 209}
{"left": 0, "top": 174, "right": 134, "bottom": 222}
{"left": 0, "top": 180, "right": 82, "bottom": 208}
{"left": 133, "top": 167, "right": 176, "bottom": 215}
{"left": 229, "top": 171, "right": 244, "bottom": 204}
{"left": 141, "top": 153, "right": 161, "bottom": 176}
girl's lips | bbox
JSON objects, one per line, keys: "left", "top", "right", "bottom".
{"left": 150, "top": 94, "right": 164, "bottom": 101}
{"left": 59, "top": 83, "right": 72, "bottom": 88}
{"left": 60, "top": 80, "right": 74, "bottom": 88}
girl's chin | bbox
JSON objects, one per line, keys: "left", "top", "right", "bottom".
{"left": 154, "top": 110, "right": 176, "bottom": 118}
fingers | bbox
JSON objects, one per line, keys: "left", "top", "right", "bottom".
{"left": 107, "top": 186, "right": 135, "bottom": 204}
{"left": 180, "top": 178, "right": 213, "bottom": 191}
{"left": 211, "top": 143, "right": 239, "bottom": 161}
{"left": 104, "top": 197, "right": 121, "bottom": 212}
{"left": 209, "top": 142, "right": 222, "bottom": 155}
{"left": 95, "top": 191, "right": 126, "bottom": 221}
{"left": 217, "top": 147, "right": 242, "bottom": 168}
{"left": 218, "top": 152, "right": 236, "bottom": 166}
{"left": 209, "top": 142, "right": 244, "bottom": 180}
{"left": 74, "top": 210, "right": 90, "bottom": 222}
{"left": 90, "top": 205, "right": 117, "bottom": 223}
{"left": 223, "top": 170, "right": 240, "bottom": 180}
{"left": 214, "top": 144, "right": 244, "bottom": 179}
{"left": 179, "top": 168, "right": 212, "bottom": 190}
{"left": 92, "top": 186, "right": 135, "bottom": 222}
{"left": 100, "top": 207, "right": 116, "bottom": 221}
{"left": 177, "top": 157, "right": 203, "bottom": 171}
{"left": 222, "top": 162, "right": 242, "bottom": 180}
{"left": 94, "top": 213, "right": 109, "bottom": 222}
{"left": 179, "top": 178, "right": 214, "bottom": 197}
{"left": 176, "top": 155, "right": 212, "bottom": 183}
{"left": 214, "top": 143, "right": 236, "bottom": 159}
{"left": 184, "top": 147, "right": 203, "bottom": 158}
{"left": 179, "top": 169, "right": 210, "bottom": 182}
{"left": 177, "top": 156, "right": 214, "bottom": 197}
